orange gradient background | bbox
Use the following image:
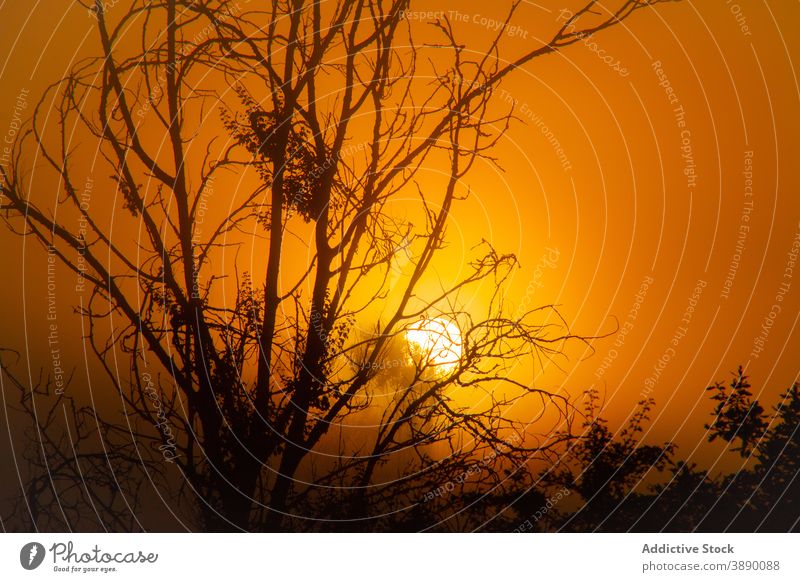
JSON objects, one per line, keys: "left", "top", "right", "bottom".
{"left": 1, "top": 0, "right": 799, "bottom": 492}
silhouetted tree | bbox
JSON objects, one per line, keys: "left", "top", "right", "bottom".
{"left": 705, "top": 366, "right": 767, "bottom": 456}
{"left": 1, "top": 0, "right": 681, "bottom": 531}
{"left": 701, "top": 370, "right": 799, "bottom": 531}
{"left": 543, "top": 390, "right": 674, "bottom": 531}
{"left": 541, "top": 370, "right": 798, "bottom": 533}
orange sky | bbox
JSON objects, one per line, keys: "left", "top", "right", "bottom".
{"left": 1, "top": 0, "right": 799, "bottom": 480}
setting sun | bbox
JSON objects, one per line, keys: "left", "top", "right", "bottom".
{"left": 406, "top": 317, "right": 463, "bottom": 373}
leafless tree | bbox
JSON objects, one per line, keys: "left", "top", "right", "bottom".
{"left": 1, "top": 0, "right": 680, "bottom": 531}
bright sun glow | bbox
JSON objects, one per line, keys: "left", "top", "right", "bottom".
{"left": 405, "top": 317, "right": 463, "bottom": 373}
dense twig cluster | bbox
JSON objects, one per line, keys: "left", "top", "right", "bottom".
{"left": 1, "top": 0, "right": 678, "bottom": 531}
